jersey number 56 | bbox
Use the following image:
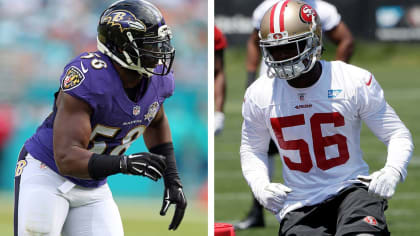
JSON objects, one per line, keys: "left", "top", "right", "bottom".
{"left": 270, "top": 112, "right": 349, "bottom": 173}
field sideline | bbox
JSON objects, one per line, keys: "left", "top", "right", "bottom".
{"left": 215, "top": 41, "right": 420, "bottom": 236}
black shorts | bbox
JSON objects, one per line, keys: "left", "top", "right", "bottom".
{"left": 279, "top": 184, "right": 390, "bottom": 236}
{"left": 268, "top": 139, "right": 278, "bottom": 156}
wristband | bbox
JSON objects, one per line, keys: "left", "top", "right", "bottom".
{"left": 88, "top": 153, "right": 122, "bottom": 180}
{"left": 149, "top": 142, "right": 182, "bottom": 187}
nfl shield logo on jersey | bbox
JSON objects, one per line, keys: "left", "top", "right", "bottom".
{"left": 132, "top": 105, "right": 141, "bottom": 116}
{"left": 298, "top": 93, "right": 305, "bottom": 101}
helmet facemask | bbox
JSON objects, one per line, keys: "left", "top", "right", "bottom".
{"left": 258, "top": 0, "right": 323, "bottom": 80}
{"left": 96, "top": 1, "right": 176, "bottom": 79}
{"left": 260, "top": 31, "right": 321, "bottom": 80}
{"left": 123, "top": 25, "right": 175, "bottom": 77}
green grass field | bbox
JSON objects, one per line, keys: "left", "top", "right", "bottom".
{"left": 0, "top": 193, "right": 207, "bottom": 235}
{"left": 215, "top": 41, "right": 420, "bottom": 235}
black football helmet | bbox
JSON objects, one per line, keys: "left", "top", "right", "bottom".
{"left": 97, "top": 0, "right": 175, "bottom": 77}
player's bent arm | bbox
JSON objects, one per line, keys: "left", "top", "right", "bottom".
{"left": 357, "top": 74, "right": 413, "bottom": 180}
{"left": 360, "top": 103, "right": 413, "bottom": 199}
{"left": 215, "top": 49, "right": 226, "bottom": 134}
{"left": 246, "top": 29, "right": 262, "bottom": 87}
{"left": 240, "top": 148, "right": 271, "bottom": 198}
{"left": 240, "top": 90, "right": 292, "bottom": 213}
{"left": 240, "top": 117, "right": 293, "bottom": 213}
{"left": 355, "top": 73, "right": 413, "bottom": 199}
{"left": 144, "top": 105, "right": 187, "bottom": 231}
{"left": 144, "top": 105, "right": 172, "bottom": 147}
{"left": 240, "top": 93, "right": 279, "bottom": 204}
{"left": 54, "top": 92, "right": 166, "bottom": 181}
{"left": 363, "top": 103, "right": 413, "bottom": 180}
{"left": 247, "top": 29, "right": 261, "bottom": 72}
{"left": 144, "top": 105, "right": 180, "bottom": 184}
{"left": 53, "top": 91, "right": 94, "bottom": 178}
{"left": 215, "top": 49, "right": 226, "bottom": 113}
{"left": 240, "top": 120, "right": 271, "bottom": 202}
{"left": 325, "top": 21, "right": 354, "bottom": 63}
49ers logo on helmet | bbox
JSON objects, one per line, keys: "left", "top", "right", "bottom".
{"left": 299, "top": 4, "right": 317, "bottom": 23}
{"left": 273, "top": 33, "right": 283, "bottom": 39}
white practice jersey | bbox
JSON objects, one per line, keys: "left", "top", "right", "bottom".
{"left": 240, "top": 60, "right": 413, "bottom": 220}
{"left": 252, "top": 0, "right": 341, "bottom": 31}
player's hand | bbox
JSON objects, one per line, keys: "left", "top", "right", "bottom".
{"left": 160, "top": 182, "right": 187, "bottom": 230}
{"left": 120, "top": 152, "right": 166, "bottom": 181}
{"left": 214, "top": 111, "right": 225, "bottom": 135}
{"left": 357, "top": 166, "right": 401, "bottom": 199}
{"left": 258, "top": 183, "right": 292, "bottom": 214}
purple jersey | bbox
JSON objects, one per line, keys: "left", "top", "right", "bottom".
{"left": 24, "top": 51, "right": 174, "bottom": 188}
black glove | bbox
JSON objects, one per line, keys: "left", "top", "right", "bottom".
{"left": 120, "top": 152, "right": 166, "bottom": 181}
{"left": 160, "top": 180, "right": 187, "bottom": 230}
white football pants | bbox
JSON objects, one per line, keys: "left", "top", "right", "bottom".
{"left": 16, "top": 154, "right": 124, "bottom": 236}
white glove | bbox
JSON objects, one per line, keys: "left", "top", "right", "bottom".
{"left": 357, "top": 166, "right": 401, "bottom": 199}
{"left": 257, "top": 183, "right": 292, "bottom": 214}
{"left": 214, "top": 111, "right": 225, "bottom": 135}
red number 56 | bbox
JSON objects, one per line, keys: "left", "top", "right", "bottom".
{"left": 270, "top": 112, "right": 349, "bottom": 173}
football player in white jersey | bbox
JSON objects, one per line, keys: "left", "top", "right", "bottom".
{"left": 240, "top": 0, "right": 413, "bottom": 235}
{"left": 236, "top": 0, "right": 354, "bottom": 229}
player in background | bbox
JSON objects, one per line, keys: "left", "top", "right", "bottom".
{"left": 215, "top": 26, "right": 228, "bottom": 135}
{"left": 14, "top": 1, "right": 187, "bottom": 235}
{"left": 240, "top": 0, "right": 413, "bottom": 235}
{"left": 235, "top": 0, "right": 354, "bottom": 229}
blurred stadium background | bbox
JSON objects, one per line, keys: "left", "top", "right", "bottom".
{"left": 215, "top": 0, "right": 420, "bottom": 235}
{"left": 0, "top": 0, "right": 207, "bottom": 235}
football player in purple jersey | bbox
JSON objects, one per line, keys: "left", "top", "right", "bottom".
{"left": 14, "top": 1, "right": 186, "bottom": 235}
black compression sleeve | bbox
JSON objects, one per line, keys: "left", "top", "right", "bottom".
{"left": 88, "top": 153, "right": 122, "bottom": 180}
{"left": 149, "top": 142, "right": 181, "bottom": 187}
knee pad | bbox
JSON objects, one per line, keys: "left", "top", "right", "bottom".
{"left": 23, "top": 219, "right": 53, "bottom": 236}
